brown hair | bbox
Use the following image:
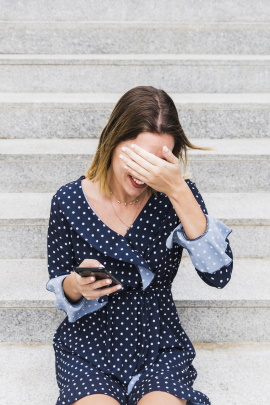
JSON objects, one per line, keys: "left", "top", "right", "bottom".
{"left": 85, "top": 86, "right": 213, "bottom": 197}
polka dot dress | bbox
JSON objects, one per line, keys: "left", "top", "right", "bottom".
{"left": 46, "top": 175, "right": 233, "bottom": 405}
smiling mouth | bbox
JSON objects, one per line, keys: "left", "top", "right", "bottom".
{"left": 131, "top": 176, "right": 145, "bottom": 185}
{"left": 128, "top": 175, "right": 147, "bottom": 188}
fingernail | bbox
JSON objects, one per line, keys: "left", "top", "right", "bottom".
{"left": 163, "top": 146, "right": 169, "bottom": 152}
{"left": 131, "top": 144, "right": 135, "bottom": 148}
{"left": 90, "top": 277, "right": 95, "bottom": 281}
{"left": 117, "top": 285, "right": 122, "bottom": 289}
{"left": 106, "top": 279, "right": 112, "bottom": 284}
{"left": 121, "top": 147, "right": 126, "bottom": 152}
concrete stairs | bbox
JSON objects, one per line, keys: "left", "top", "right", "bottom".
{"left": 0, "top": 1, "right": 269, "bottom": 404}
{"left": 1, "top": 342, "right": 269, "bottom": 405}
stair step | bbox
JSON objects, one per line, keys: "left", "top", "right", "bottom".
{"left": 1, "top": 92, "right": 270, "bottom": 140}
{"left": 2, "top": 137, "right": 269, "bottom": 155}
{"left": 1, "top": 22, "right": 270, "bottom": 54}
{"left": 0, "top": 192, "right": 269, "bottom": 260}
{"left": 1, "top": 342, "right": 269, "bottom": 405}
{"left": 1, "top": 258, "right": 269, "bottom": 303}
{"left": 1, "top": 138, "right": 269, "bottom": 192}
{"left": 0, "top": 54, "right": 270, "bottom": 93}
{"left": 2, "top": 0, "right": 270, "bottom": 22}
{"left": 0, "top": 255, "right": 269, "bottom": 342}
{"left": 1, "top": 0, "right": 269, "bottom": 403}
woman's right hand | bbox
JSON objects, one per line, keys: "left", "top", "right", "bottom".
{"left": 71, "top": 259, "right": 122, "bottom": 301}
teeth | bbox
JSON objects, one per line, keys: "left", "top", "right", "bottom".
{"left": 132, "top": 176, "right": 145, "bottom": 185}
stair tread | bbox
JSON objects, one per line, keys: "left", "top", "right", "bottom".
{"left": 1, "top": 92, "right": 270, "bottom": 104}
{"left": 1, "top": 137, "right": 270, "bottom": 155}
{"left": 1, "top": 53, "right": 270, "bottom": 63}
{"left": 1, "top": 342, "right": 269, "bottom": 405}
{"left": 0, "top": 191, "right": 269, "bottom": 222}
{"left": 0, "top": 258, "right": 269, "bottom": 305}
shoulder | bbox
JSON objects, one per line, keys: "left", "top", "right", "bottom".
{"left": 52, "top": 175, "right": 83, "bottom": 206}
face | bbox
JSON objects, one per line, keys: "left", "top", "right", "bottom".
{"left": 107, "top": 132, "right": 175, "bottom": 199}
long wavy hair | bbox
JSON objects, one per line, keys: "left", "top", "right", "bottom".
{"left": 85, "top": 85, "right": 213, "bottom": 197}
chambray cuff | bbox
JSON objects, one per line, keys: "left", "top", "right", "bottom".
{"left": 46, "top": 274, "right": 108, "bottom": 323}
{"left": 166, "top": 214, "right": 233, "bottom": 273}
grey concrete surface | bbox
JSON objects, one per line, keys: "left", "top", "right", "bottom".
{"left": 0, "top": 138, "right": 269, "bottom": 192}
{"left": 0, "top": 92, "right": 270, "bottom": 139}
{"left": 1, "top": 257, "right": 269, "bottom": 303}
{"left": 0, "top": 55, "right": 270, "bottom": 93}
{"left": 1, "top": 22, "right": 270, "bottom": 54}
{"left": 2, "top": 219, "right": 266, "bottom": 260}
{"left": 1, "top": 0, "right": 270, "bottom": 22}
{"left": 1, "top": 137, "right": 270, "bottom": 155}
{"left": 0, "top": 342, "right": 269, "bottom": 405}
{"left": 0, "top": 0, "right": 269, "bottom": 403}
{"left": 0, "top": 305, "right": 269, "bottom": 343}
{"left": 0, "top": 258, "right": 269, "bottom": 342}
{"left": 0, "top": 192, "right": 269, "bottom": 259}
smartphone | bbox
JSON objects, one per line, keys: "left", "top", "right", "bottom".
{"left": 73, "top": 266, "right": 122, "bottom": 290}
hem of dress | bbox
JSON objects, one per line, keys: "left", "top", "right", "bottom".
{"left": 55, "top": 374, "right": 127, "bottom": 405}
{"left": 127, "top": 380, "right": 211, "bottom": 405}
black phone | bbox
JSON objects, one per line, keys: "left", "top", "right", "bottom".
{"left": 73, "top": 266, "right": 122, "bottom": 290}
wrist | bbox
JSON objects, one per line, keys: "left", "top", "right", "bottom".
{"left": 63, "top": 273, "right": 83, "bottom": 302}
{"left": 167, "top": 179, "right": 188, "bottom": 201}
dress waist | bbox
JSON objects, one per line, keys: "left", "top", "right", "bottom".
{"left": 97, "top": 283, "right": 172, "bottom": 303}
{"left": 122, "top": 283, "right": 172, "bottom": 295}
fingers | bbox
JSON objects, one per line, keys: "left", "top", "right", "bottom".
{"left": 119, "top": 149, "right": 152, "bottom": 176}
{"left": 162, "top": 145, "right": 179, "bottom": 163}
{"left": 75, "top": 260, "right": 122, "bottom": 300}
{"left": 75, "top": 274, "right": 96, "bottom": 285}
{"left": 121, "top": 145, "right": 158, "bottom": 168}
{"left": 80, "top": 276, "right": 123, "bottom": 300}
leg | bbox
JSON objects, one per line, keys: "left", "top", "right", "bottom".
{"left": 137, "top": 391, "right": 187, "bottom": 405}
{"left": 71, "top": 394, "right": 121, "bottom": 405}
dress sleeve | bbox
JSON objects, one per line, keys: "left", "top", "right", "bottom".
{"left": 166, "top": 180, "right": 234, "bottom": 289}
{"left": 46, "top": 194, "right": 108, "bottom": 322}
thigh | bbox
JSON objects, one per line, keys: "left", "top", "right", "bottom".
{"left": 72, "top": 393, "right": 121, "bottom": 405}
{"left": 137, "top": 391, "right": 186, "bottom": 405}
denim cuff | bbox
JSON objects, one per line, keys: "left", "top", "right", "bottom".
{"left": 46, "top": 274, "right": 108, "bottom": 323}
{"left": 166, "top": 214, "right": 233, "bottom": 273}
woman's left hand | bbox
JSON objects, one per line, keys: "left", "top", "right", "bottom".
{"left": 119, "top": 143, "right": 186, "bottom": 196}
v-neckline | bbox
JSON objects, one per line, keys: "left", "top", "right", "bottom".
{"left": 79, "top": 175, "right": 156, "bottom": 240}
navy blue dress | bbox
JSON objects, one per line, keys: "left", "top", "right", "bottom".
{"left": 46, "top": 174, "right": 233, "bottom": 405}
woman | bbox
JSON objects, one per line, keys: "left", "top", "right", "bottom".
{"left": 46, "top": 86, "right": 233, "bottom": 405}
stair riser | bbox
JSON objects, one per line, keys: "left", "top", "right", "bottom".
{"left": 2, "top": 23, "right": 270, "bottom": 54}
{"left": 0, "top": 224, "right": 268, "bottom": 259}
{"left": 0, "top": 307, "right": 268, "bottom": 343}
{"left": 1, "top": 0, "right": 270, "bottom": 22}
{"left": 1, "top": 342, "right": 269, "bottom": 405}
{"left": 1, "top": 103, "right": 270, "bottom": 139}
{"left": 1, "top": 156, "right": 269, "bottom": 192}
{"left": 0, "top": 62, "right": 270, "bottom": 92}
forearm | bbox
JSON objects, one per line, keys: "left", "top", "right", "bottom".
{"left": 168, "top": 181, "right": 207, "bottom": 240}
{"left": 62, "top": 273, "right": 83, "bottom": 303}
